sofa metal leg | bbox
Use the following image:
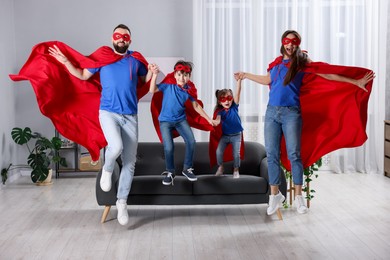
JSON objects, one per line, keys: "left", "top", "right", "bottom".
{"left": 101, "top": 205, "right": 111, "bottom": 223}
{"left": 276, "top": 208, "right": 283, "bottom": 220}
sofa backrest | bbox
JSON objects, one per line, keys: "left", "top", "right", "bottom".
{"left": 131, "top": 141, "right": 267, "bottom": 177}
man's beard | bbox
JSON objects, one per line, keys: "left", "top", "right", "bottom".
{"left": 113, "top": 42, "right": 129, "bottom": 54}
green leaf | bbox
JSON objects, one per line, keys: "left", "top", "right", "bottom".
{"left": 35, "top": 137, "right": 52, "bottom": 152}
{"left": 28, "top": 153, "right": 50, "bottom": 169}
{"left": 11, "top": 127, "right": 32, "bottom": 145}
{"left": 31, "top": 168, "right": 49, "bottom": 183}
{"left": 51, "top": 137, "right": 63, "bottom": 150}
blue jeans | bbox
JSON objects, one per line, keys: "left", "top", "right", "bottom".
{"left": 216, "top": 133, "right": 242, "bottom": 168}
{"left": 160, "top": 120, "right": 195, "bottom": 173}
{"left": 264, "top": 105, "right": 303, "bottom": 186}
{"left": 99, "top": 110, "right": 138, "bottom": 200}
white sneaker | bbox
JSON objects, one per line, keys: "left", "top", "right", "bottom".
{"left": 295, "top": 195, "right": 308, "bottom": 214}
{"left": 100, "top": 169, "right": 112, "bottom": 192}
{"left": 233, "top": 171, "right": 240, "bottom": 179}
{"left": 267, "top": 192, "right": 285, "bottom": 215}
{"left": 215, "top": 166, "right": 224, "bottom": 176}
{"left": 116, "top": 200, "right": 129, "bottom": 225}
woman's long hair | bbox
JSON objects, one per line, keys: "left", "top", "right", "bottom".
{"left": 280, "top": 30, "right": 309, "bottom": 85}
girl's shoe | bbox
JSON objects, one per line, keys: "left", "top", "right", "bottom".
{"left": 215, "top": 166, "right": 224, "bottom": 176}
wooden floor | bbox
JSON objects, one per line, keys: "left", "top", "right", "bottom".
{"left": 0, "top": 171, "right": 389, "bottom": 260}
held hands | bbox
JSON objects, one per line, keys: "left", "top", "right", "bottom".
{"left": 355, "top": 71, "right": 375, "bottom": 92}
{"left": 234, "top": 72, "right": 246, "bottom": 81}
{"left": 211, "top": 119, "right": 220, "bottom": 126}
{"left": 148, "top": 63, "right": 160, "bottom": 75}
{"left": 48, "top": 45, "right": 69, "bottom": 64}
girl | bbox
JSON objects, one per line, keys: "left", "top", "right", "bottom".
{"left": 212, "top": 78, "right": 243, "bottom": 178}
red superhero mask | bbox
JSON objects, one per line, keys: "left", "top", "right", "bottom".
{"left": 112, "top": 33, "right": 131, "bottom": 42}
{"left": 282, "top": 37, "right": 301, "bottom": 46}
{"left": 174, "top": 64, "right": 191, "bottom": 73}
{"left": 219, "top": 95, "right": 233, "bottom": 103}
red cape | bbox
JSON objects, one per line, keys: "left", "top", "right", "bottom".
{"left": 9, "top": 41, "right": 149, "bottom": 161}
{"left": 150, "top": 72, "right": 213, "bottom": 142}
{"left": 208, "top": 108, "right": 245, "bottom": 167}
{"left": 267, "top": 56, "right": 373, "bottom": 171}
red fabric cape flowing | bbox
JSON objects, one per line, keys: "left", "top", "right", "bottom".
{"left": 150, "top": 72, "right": 213, "bottom": 142}
{"left": 208, "top": 108, "right": 245, "bottom": 167}
{"left": 267, "top": 56, "right": 373, "bottom": 171}
{"left": 9, "top": 41, "right": 149, "bottom": 161}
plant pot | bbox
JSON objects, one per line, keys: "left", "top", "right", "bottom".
{"left": 36, "top": 169, "right": 53, "bottom": 186}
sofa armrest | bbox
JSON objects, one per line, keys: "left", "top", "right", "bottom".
{"left": 95, "top": 161, "right": 120, "bottom": 206}
{"left": 260, "top": 157, "right": 269, "bottom": 183}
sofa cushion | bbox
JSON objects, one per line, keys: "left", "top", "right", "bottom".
{"left": 133, "top": 143, "right": 166, "bottom": 176}
{"left": 193, "top": 175, "right": 268, "bottom": 195}
{"left": 129, "top": 176, "right": 193, "bottom": 195}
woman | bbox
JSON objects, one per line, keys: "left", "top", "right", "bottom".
{"left": 235, "top": 30, "right": 374, "bottom": 216}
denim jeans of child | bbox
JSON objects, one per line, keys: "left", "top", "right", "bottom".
{"left": 99, "top": 110, "right": 138, "bottom": 200}
{"left": 216, "top": 132, "right": 242, "bottom": 168}
{"left": 160, "top": 119, "right": 195, "bottom": 173}
{"left": 264, "top": 105, "right": 303, "bottom": 186}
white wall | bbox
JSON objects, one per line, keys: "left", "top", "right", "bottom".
{"left": 5, "top": 0, "right": 390, "bottom": 172}
{"left": 0, "top": 0, "right": 17, "bottom": 183}
{"left": 387, "top": 3, "right": 390, "bottom": 120}
{"left": 9, "top": 0, "right": 193, "bottom": 165}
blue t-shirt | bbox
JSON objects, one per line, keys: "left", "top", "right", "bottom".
{"left": 268, "top": 59, "right": 305, "bottom": 106}
{"left": 88, "top": 50, "right": 147, "bottom": 114}
{"left": 217, "top": 102, "right": 244, "bottom": 135}
{"left": 157, "top": 83, "right": 195, "bottom": 122}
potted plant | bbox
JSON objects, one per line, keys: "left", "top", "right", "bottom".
{"left": 10, "top": 127, "right": 67, "bottom": 184}
{"left": 282, "top": 158, "right": 322, "bottom": 208}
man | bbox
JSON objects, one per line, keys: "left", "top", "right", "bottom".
{"left": 49, "top": 24, "right": 152, "bottom": 225}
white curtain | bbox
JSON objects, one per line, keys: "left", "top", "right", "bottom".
{"left": 193, "top": 0, "right": 387, "bottom": 173}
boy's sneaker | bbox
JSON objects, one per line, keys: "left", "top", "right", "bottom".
{"left": 162, "top": 171, "right": 175, "bottom": 186}
{"left": 116, "top": 200, "right": 129, "bottom": 225}
{"left": 267, "top": 191, "right": 285, "bottom": 215}
{"left": 100, "top": 169, "right": 112, "bottom": 192}
{"left": 182, "top": 168, "right": 197, "bottom": 181}
{"left": 295, "top": 195, "right": 308, "bottom": 214}
{"left": 215, "top": 166, "right": 224, "bottom": 176}
{"left": 233, "top": 171, "right": 240, "bottom": 179}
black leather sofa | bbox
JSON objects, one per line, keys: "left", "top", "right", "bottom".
{"left": 96, "top": 141, "right": 287, "bottom": 223}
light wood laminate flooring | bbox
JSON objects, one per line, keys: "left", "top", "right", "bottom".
{"left": 0, "top": 171, "right": 390, "bottom": 260}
